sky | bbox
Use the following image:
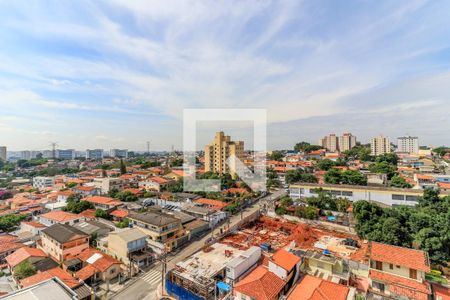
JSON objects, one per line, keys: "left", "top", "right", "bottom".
{"left": 0, "top": 0, "right": 449, "bottom": 151}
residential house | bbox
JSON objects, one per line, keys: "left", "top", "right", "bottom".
{"left": 194, "top": 198, "right": 229, "bottom": 211}
{"left": 368, "top": 242, "right": 431, "bottom": 300}
{"left": 36, "top": 210, "right": 85, "bottom": 226}
{"left": 138, "top": 176, "right": 171, "bottom": 192}
{"left": 268, "top": 249, "right": 301, "bottom": 292}
{"left": 128, "top": 211, "right": 185, "bottom": 251}
{"left": 107, "top": 228, "right": 153, "bottom": 274}
{"left": 181, "top": 204, "right": 227, "bottom": 228}
{"left": 56, "top": 190, "right": 75, "bottom": 203}
{"left": 0, "top": 235, "right": 25, "bottom": 263}
{"left": 19, "top": 221, "right": 46, "bottom": 236}
{"left": 110, "top": 209, "right": 129, "bottom": 221}
{"left": 39, "top": 224, "right": 90, "bottom": 262}
{"left": 233, "top": 265, "right": 286, "bottom": 300}
{"left": 82, "top": 196, "right": 121, "bottom": 211}
{"left": 74, "top": 185, "right": 99, "bottom": 197}
{"left": 6, "top": 247, "right": 48, "bottom": 275}
{"left": 301, "top": 249, "right": 350, "bottom": 284}
{"left": 287, "top": 275, "right": 353, "bottom": 300}
{"left": 73, "top": 220, "right": 114, "bottom": 238}
{"left": 88, "top": 178, "right": 123, "bottom": 194}
{"left": 75, "top": 248, "right": 122, "bottom": 284}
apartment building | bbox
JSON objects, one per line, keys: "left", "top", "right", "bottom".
{"left": 371, "top": 135, "right": 391, "bottom": 156}
{"left": 32, "top": 176, "right": 55, "bottom": 190}
{"left": 0, "top": 146, "right": 6, "bottom": 161}
{"left": 397, "top": 136, "right": 419, "bottom": 154}
{"left": 368, "top": 242, "right": 431, "bottom": 300}
{"left": 86, "top": 149, "right": 104, "bottom": 160}
{"left": 39, "top": 224, "right": 89, "bottom": 262}
{"left": 110, "top": 149, "right": 128, "bottom": 158}
{"left": 88, "top": 177, "right": 123, "bottom": 194}
{"left": 204, "top": 131, "right": 244, "bottom": 178}
{"left": 319, "top": 134, "right": 339, "bottom": 152}
{"left": 339, "top": 133, "right": 357, "bottom": 152}
{"left": 128, "top": 211, "right": 184, "bottom": 250}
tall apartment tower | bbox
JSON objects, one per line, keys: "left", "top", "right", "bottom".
{"left": 397, "top": 136, "right": 419, "bottom": 154}
{"left": 204, "top": 132, "right": 244, "bottom": 178}
{"left": 339, "top": 133, "right": 357, "bottom": 152}
{"left": 0, "top": 146, "right": 6, "bottom": 161}
{"left": 371, "top": 135, "right": 391, "bottom": 156}
{"left": 319, "top": 134, "right": 339, "bottom": 152}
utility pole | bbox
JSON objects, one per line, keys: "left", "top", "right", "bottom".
{"left": 161, "top": 248, "right": 167, "bottom": 296}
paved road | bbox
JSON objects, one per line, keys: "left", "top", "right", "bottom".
{"left": 110, "top": 190, "right": 286, "bottom": 300}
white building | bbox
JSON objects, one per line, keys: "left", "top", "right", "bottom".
{"left": 0, "top": 146, "right": 6, "bottom": 161}
{"left": 33, "top": 176, "right": 55, "bottom": 190}
{"left": 56, "top": 149, "right": 75, "bottom": 160}
{"left": 86, "top": 149, "right": 104, "bottom": 160}
{"left": 319, "top": 134, "right": 339, "bottom": 152}
{"left": 110, "top": 149, "right": 128, "bottom": 158}
{"left": 371, "top": 135, "right": 391, "bottom": 156}
{"left": 397, "top": 136, "right": 419, "bottom": 154}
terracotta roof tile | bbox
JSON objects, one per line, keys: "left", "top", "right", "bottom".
{"left": 287, "top": 275, "right": 349, "bottom": 300}
{"left": 234, "top": 266, "right": 285, "bottom": 300}
{"left": 194, "top": 198, "right": 228, "bottom": 210}
{"left": 271, "top": 249, "right": 300, "bottom": 271}
{"left": 6, "top": 247, "right": 47, "bottom": 268}
{"left": 39, "top": 211, "right": 80, "bottom": 222}
{"left": 370, "top": 270, "right": 431, "bottom": 297}
{"left": 110, "top": 209, "right": 128, "bottom": 218}
{"left": 20, "top": 267, "right": 80, "bottom": 288}
{"left": 83, "top": 196, "right": 121, "bottom": 206}
{"left": 370, "top": 242, "right": 430, "bottom": 272}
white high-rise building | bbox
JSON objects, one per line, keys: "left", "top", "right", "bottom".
{"left": 397, "top": 136, "right": 419, "bottom": 154}
{"left": 339, "top": 133, "right": 357, "bottom": 152}
{"left": 0, "top": 146, "right": 6, "bottom": 161}
{"left": 56, "top": 149, "right": 75, "bottom": 160}
{"left": 371, "top": 135, "right": 391, "bottom": 156}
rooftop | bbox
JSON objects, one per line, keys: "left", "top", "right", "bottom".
{"left": 271, "top": 249, "right": 301, "bottom": 271}
{"left": 20, "top": 267, "right": 80, "bottom": 289}
{"left": 234, "top": 265, "right": 285, "bottom": 300}
{"left": 287, "top": 275, "right": 350, "bottom": 300}
{"left": 109, "top": 228, "right": 147, "bottom": 243}
{"left": 1, "top": 278, "right": 78, "bottom": 300}
{"left": 6, "top": 247, "right": 47, "bottom": 268}
{"left": 41, "top": 223, "right": 88, "bottom": 244}
{"left": 128, "top": 211, "right": 180, "bottom": 227}
{"left": 38, "top": 211, "right": 80, "bottom": 222}
{"left": 370, "top": 242, "right": 430, "bottom": 272}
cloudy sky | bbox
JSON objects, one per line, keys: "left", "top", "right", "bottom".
{"left": 0, "top": 0, "right": 449, "bottom": 151}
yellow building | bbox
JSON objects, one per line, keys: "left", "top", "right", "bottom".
{"left": 204, "top": 132, "right": 244, "bottom": 178}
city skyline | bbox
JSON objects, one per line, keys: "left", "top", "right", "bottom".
{"left": 1, "top": 1, "right": 450, "bottom": 150}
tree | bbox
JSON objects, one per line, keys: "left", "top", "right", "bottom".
{"left": 279, "top": 196, "right": 293, "bottom": 207}
{"left": 343, "top": 145, "right": 372, "bottom": 161}
{"left": 375, "top": 153, "right": 398, "bottom": 165}
{"left": 119, "top": 159, "right": 127, "bottom": 175}
{"left": 95, "top": 209, "right": 111, "bottom": 220}
{"left": 64, "top": 200, "right": 94, "bottom": 214}
{"left": 368, "top": 161, "right": 397, "bottom": 179}
{"left": 294, "top": 142, "right": 322, "bottom": 153}
{"left": 285, "top": 169, "right": 318, "bottom": 184}
{"left": 341, "top": 170, "right": 367, "bottom": 185}
{"left": 115, "top": 191, "right": 138, "bottom": 202}
{"left": 275, "top": 207, "right": 287, "bottom": 215}
{"left": 0, "top": 214, "right": 26, "bottom": 232}
{"left": 432, "top": 146, "right": 450, "bottom": 157}
{"left": 269, "top": 151, "right": 284, "bottom": 161}
{"left": 116, "top": 218, "right": 130, "bottom": 228}
{"left": 15, "top": 261, "right": 36, "bottom": 280}
{"left": 317, "top": 159, "right": 336, "bottom": 171}
{"left": 389, "top": 176, "right": 412, "bottom": 188}
{"left": 324, "top": 168, "right": 342, "bottom": 184}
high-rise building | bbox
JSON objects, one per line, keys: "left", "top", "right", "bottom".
{"left": 56, "top": 149, "right": 75, "bottom": 160}
{"left": 204, "top": 132, "right": 244, "bottom": 178}
{"left": 319, "top": 134, "right": 339, "bottom": 152}
{"left": 371, "top": 135, "right": 391, "bottom": 156}
{"left": 110, "top": 149, "right": 128, "bottom": 158}
{"left": 339, "top": 133, "right": 357, "bottom": 152}
{"left": 0, "top": 146, "right": 6, "bottom": 161}
{"left": 86, "top": 149, "right": 104, "bottom": 160}
{"left": 20, "top": 151, "right": 31, "bottom": 160}
{"left": 397, "top": 136, "right": 419, "bottom": 154}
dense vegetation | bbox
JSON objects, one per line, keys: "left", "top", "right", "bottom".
{"left": 14, "top": 261, "right": 36, "bottom": 279}
{"left": 324, "top": 168, "right": 367, "bottom": 185}
{"left": 0, "top": 214, "right": 27, "bottom": 232}
{"left": 285, "top": 169, "right": 318, "bottom": 184}
{"left": 353, "top": 189, "right": 450, "bottom": 265}
{"left": 294, "top": 141, "right": 322, "bottom": 153}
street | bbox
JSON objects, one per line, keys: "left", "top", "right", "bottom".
{"left": 110, "top": 190, "right": 286, "bottom": 300}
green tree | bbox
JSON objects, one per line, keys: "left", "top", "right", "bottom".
{"left": 341, "top": 170, "right": 367, "bottom": 185}
{"left": 324, "top": 168, "right": 342, "bottom": 184}
{"left": 317, "top": 159, "right": 336, "bottom": 171}
{"left": 389, "top": 176, "right": 412, "bottom": 188}
{"left": 95, "top": 209, "right": 111, "bottom": 220}
{"left": 275, "top": 207, "right": 287, "bottom": 215}
{"left": 116, "top": 191, "right": 138, "bottom": 202}
{"left": 119, "top": 159, "right": 127, "bottom": 175}
{"left": 294, "top": 142, "right": 322, "bottom": 153}
{"left": 285, "top": 169, "right": 318, "bottom": 184}
{"left": 64, "top": 200, "right": 94, "bottom": 214}
{"left": 0, "top": 214, "right": 27, "bottom": 232}
{"left": 116, "top": 218, "right": 130, "bottom": 228}
{"left": 15, "top": 261, "right": 36, "bottom": 280}
{"left": 368, "top": 161, "right": 397, "bottom": 179}
{"left": 269, "top": 151, "right": 284, "bottom": 161}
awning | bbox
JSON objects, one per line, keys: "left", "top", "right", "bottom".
{"left": 217, "top": 281, "right": 230, "bottom": 292}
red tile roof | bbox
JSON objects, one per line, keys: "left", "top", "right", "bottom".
{"left": 287, "top": 275, "right": 350, "bottom": 300}
{"left": 194, "top": 198, "right": 229, "bottom": 210}
{"left": 271, "top": 249, "right": 300, "bottom": 271}
{"left": 234, "top": 266, "right": 286, "bottom": 300}
{"left": 20, "top": 267, "right": 80, "bottom": 288}
{"left": 78, "top": 209, "right": 96, "bottom": 219}
{"left": 77, "top": 248, "right": 120, "bottom": 272}
{"left": 76, "top": 264, "right": 97, "bottom": 281}
{"left": 0, "top": 239, "right": 24, "bottom": 254}
{"left": 370, "top": 242, "right": 430, "bottom": 272}
{"left": 39, "top": 211, "right": 80, "bottom": 222}
{"left": 6, "top": 247, "right": 47, "bottom": 268}
{"left": 437, "top": 182, "right": 450, "bottom": 189}
{"left": 110, "top": 209, "right": 128, "bottom": 218}
{"left": 433, "top": 284, "right": 450, "bottom": 300}
{"left": 83, "top": 196, "right": 121, "bottom": 206}
{"left": 22, "top": 221, "right": 46, "bottom": 228}
{"left": 149, "top": 176, "right": 170, "bottom": 184}
{"left": 370, "top": 270, "right": 431, "bottom": 300}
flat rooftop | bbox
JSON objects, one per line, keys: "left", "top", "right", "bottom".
{"left": 174, "top": 243, "right": 243, "bottom": 286}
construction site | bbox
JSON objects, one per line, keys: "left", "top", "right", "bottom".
{"left": 220, "top": 216, "right": 367, "bottom": 260}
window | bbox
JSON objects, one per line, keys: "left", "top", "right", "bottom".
{"left": 392, "top": 194, "right": 405, "bottom": 200}
{"left": 389, "top": 264, "right": 393, "bottom": 270}
{"left": 406, "top": 195, "right": 418, "bottom": 202}
{"left": 373, "top": 281, "right": 385, "bottom": 292}
{"left": 342, "top": 191, "right": 353, "bottom": 197}
{"left": 410, "top": 269, "right": 417, "bottom": 279}
{"left": 375, "top": 261, "right": 382, "bottom": 270}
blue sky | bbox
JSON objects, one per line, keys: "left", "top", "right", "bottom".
{"left": 0, "top": 0, "right": 449, "bottom": 151}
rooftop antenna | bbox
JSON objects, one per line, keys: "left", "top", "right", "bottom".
{"left": 49, "top": 142, "right": 58, "bottom": 159}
